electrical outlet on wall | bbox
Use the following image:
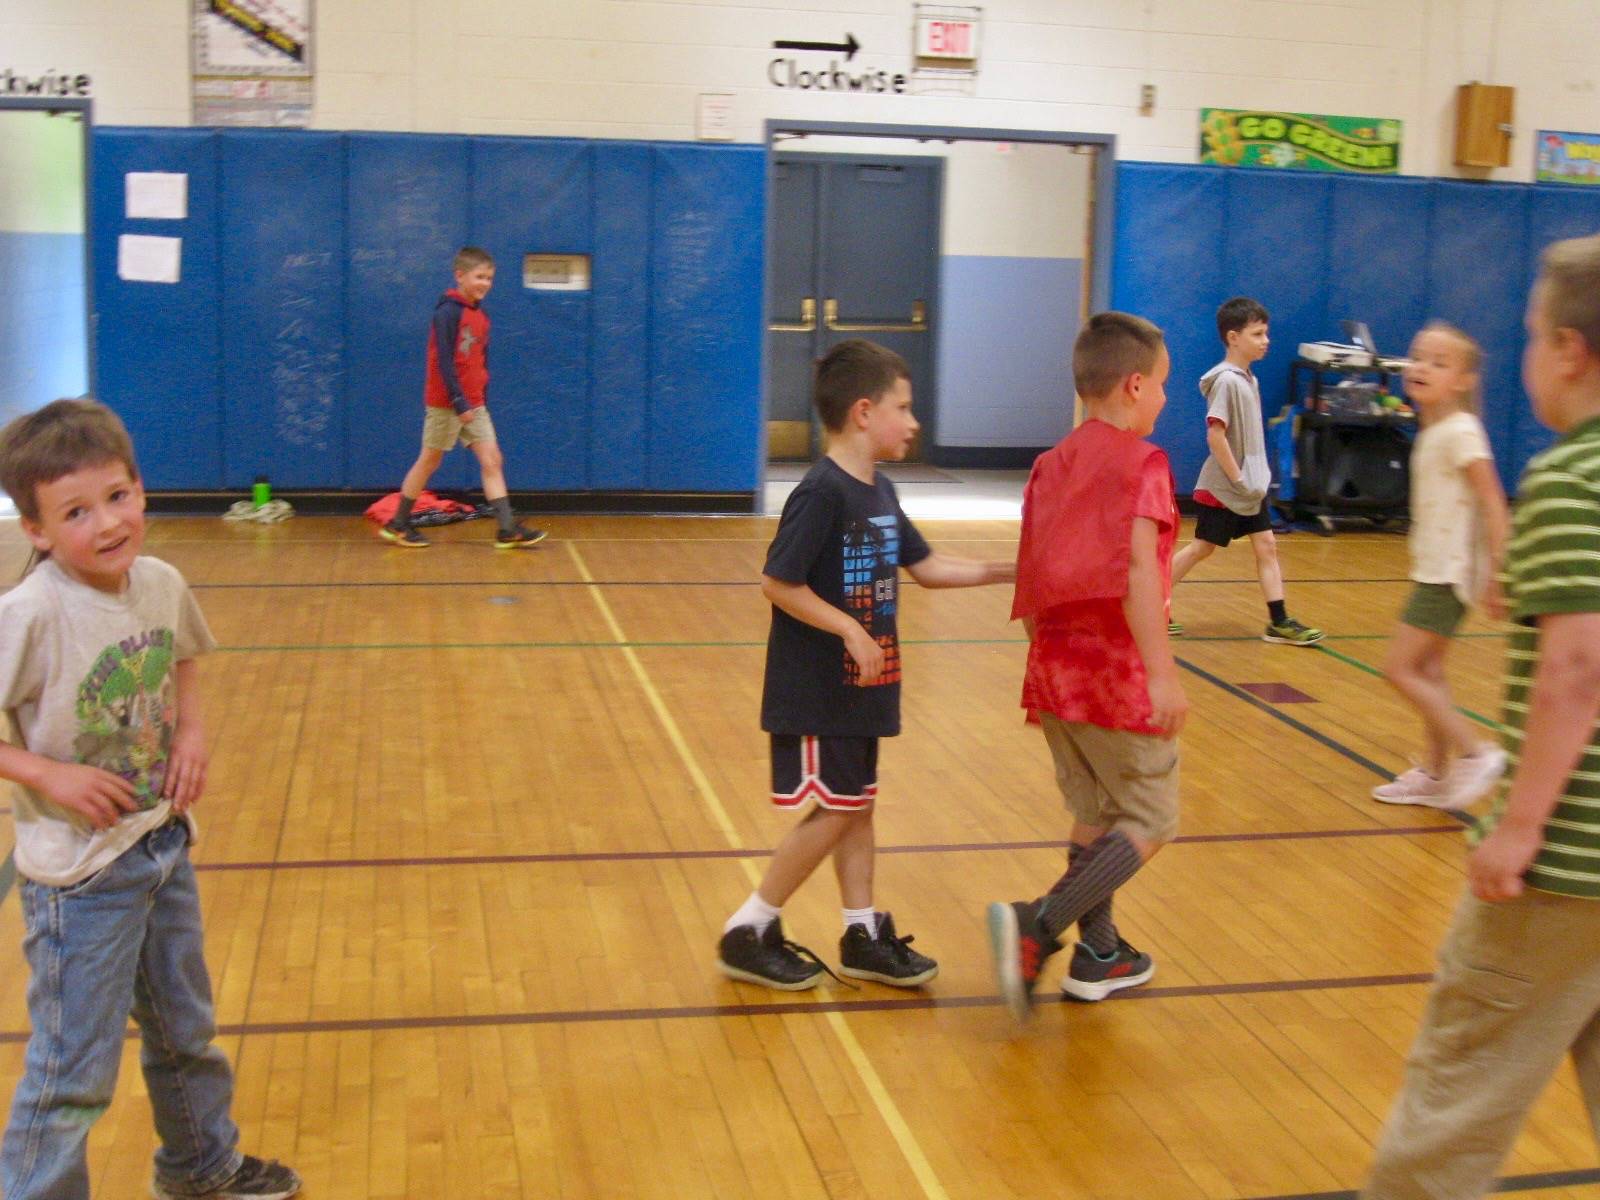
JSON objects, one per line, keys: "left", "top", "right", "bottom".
{"left": 1139, "top": 84, "right": 1156, "bottom": 115}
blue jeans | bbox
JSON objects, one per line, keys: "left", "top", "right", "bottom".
{"left": 2, "top": 820, "right": 241, "bottom": 1199}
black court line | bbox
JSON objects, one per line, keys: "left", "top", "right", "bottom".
{"left": 0, "top": 970, "right": 1435, "bottom": 1044}
{"left": 1245, "top": 1166, "right": 1600, "bottom": 1199}
{"left": 1177, "top": 657, "right": 1398, "bottom": 780}
{"left": 1175, "top": 656, "right": 1477, "bottom": 830}
{"left": 187, "top": 825, "right": 1459, "bottom": 874}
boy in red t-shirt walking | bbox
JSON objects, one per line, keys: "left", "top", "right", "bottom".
{"left": 379, "top": 246, "right": 546, "bottom": 549}
{"left": 988, "top": 311, "right": 1187, "bottom": 1022}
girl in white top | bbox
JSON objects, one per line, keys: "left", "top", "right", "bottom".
{"left": 1375, "top": 322, "right": 1511, "bottom": 809}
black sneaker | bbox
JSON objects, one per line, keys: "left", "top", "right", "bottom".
{"left": 986, "top": 899, "right": 1061, "bottom": 1023}
{"left": 494, "top": 524, "right": 548, "bottom": 549}
{"left": 378, "top": 521, "right": 429, "bottom": 548}
{"left": 153, "top": 1155, "right": 302, "bottom": 1199}
{"left": 717, "top": 918, "right": 827, "bottom": 990}
{"left": 1059, "top": 938, "right": 1155, "bottom": 1002}
{"left": 838, "top": 912, "right": 938, "bottom": 987}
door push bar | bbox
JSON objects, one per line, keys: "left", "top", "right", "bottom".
{"left": 768, "top": 296, "right": 817, "bottom": 332}
{"left": 823, "top": 298, "right": 927, "bottom": 332}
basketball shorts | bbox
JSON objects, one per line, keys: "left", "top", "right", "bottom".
{"left": 770, "top": 734, "right": 878, "bottom": 811}
{"left": 1193, "top": 501, "right": 1272, "bottom": 547}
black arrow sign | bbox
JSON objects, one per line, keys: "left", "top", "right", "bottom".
{"left": 773, "top": 33, "right": 860, "bottom": 60}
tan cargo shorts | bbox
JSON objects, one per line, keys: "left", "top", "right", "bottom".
{"left": 422, "top": 405, "right": 495, "bottom": 452}
{"left": 1039, "top": 713, "right": 1180, "bottom": 843}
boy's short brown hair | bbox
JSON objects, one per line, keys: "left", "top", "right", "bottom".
{"left": 1216, "top": 296, "right": 1269, "bottom": 344}
{"left": 1538, "top": 233, "right": 1600, "bottom": 356}
{"left": 1072, "top": 312, "right": 1165, "bottom": 401}
{"left": 0, "top": 398, "right": 140, "bottom": 524}
{"left": 813, "top": 339, "right": 911, "bottom": 432}
{"left": 453, "top": 245, "right": 494, "bottom": 274}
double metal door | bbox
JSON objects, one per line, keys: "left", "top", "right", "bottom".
{"left": 767, "top": 156, "right": 940, "bottom": 460}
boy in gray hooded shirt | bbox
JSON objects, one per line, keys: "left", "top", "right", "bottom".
{"left": 1169, "top": 297, "right": 1324, "bottom": 645}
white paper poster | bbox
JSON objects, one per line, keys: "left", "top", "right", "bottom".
{"left": 126, "top": 173, "right": 189, "bottom": 220}
{"left": 118, "top": 235, "right": 183, "bottom": 284}
{"left": 696, "top": 93, "right": 736, "bottom": 141}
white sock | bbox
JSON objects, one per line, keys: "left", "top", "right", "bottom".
{"left": 842, "top": 906, "right": 878, "bottom": 935}
{"left": 724, "top": 892, "right": 781, "bottom": 935}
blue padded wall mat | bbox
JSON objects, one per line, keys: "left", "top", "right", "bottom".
{"left": 590, "top": 144, "right": 652, "bottom": 490}
{"left": 91, "top": 128, "right": 223, "bottom": 489}
{"left": 1325, "top": 175, "right": 1431, "bottom": 363}
{"left": 471, "top": 138, "right": 592, "bottom": 490}
{"left": 1112, "top": 164, "right": 1225, "bottom": 491}
{"left": 219, "top": 130, "right": 347, "bottom": 490}
{"left": 1427, "top": 181, "right": 1530, "bottom": 486}
{"left": 1112, "top": 164, "right": 1600, "bottom": 491}
{"left": 649, "top": 144, "right": 765, "bottom": 492}
{"left": 344, "top": 133, "right": 471, "bottom": 491}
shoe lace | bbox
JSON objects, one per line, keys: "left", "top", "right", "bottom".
{"left": 783, "top": 937, "right": 859, "bottom": 991}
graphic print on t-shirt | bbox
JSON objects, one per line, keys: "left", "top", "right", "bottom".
{"left": 842, "top": 513, "right": 903, "bottom": 687}
{"left": 73, "top": 628, "right": 176, "bottom": 808}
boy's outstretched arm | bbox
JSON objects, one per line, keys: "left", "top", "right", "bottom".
{"left": 1469, "top": 611, "right": 1600, "bottom": 901}
{"left": 1122, "top": 515, "right": 1187, "bottom": 737}
{"left": 761, "top": 575, "right": 886, "bottom": 685}
{"left": 905, "top": 553, "right": 1016, "bottom": 588}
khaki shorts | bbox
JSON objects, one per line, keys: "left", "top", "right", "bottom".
{"left": 422, "top": 405, "right": 495, "bottom": 452}
{"left": 1039, "top": 713, "right": 1180, "bottom": 843}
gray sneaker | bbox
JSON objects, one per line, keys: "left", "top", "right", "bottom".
{"left": 153, "top": 1156, "right": 301, "bottom": 1199}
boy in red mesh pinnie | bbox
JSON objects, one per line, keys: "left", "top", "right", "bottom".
{"left": 987, "top": 311, "right": 1187, "bottom": 1023}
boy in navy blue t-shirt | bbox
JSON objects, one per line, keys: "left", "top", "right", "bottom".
{"left": 716, "top": 339, "right": 1016, "bottom": 989}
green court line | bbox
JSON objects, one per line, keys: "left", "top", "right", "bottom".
{"left": 210, "top": 632, "right": 1506, "bottom": 653}
{"left": 0, "top": 851, "right": 14, "bottom": 913}
{"left": 1315, "top": 642, "right": 1505, "bottom": 732}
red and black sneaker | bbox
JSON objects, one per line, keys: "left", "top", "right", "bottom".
{"left": 1060, "top": 938, "right": 1155, "bottom": 1002}
{"left": 987, "top": 899, "right": 1061, "bottom": 1023}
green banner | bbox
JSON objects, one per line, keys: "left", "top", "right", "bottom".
{"left": 1201, "top": 109, "right": 1402, "bottom": 174}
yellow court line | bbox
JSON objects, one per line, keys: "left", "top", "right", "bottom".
{"left": 565, "top": 541, "right": 951, "bottom": 1200}
{"left": 565, "top": 543, "right": 744, "bottom": 851}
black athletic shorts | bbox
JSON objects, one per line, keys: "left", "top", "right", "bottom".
{"left": 769, "top": 734, "right": 878, "bottom": 811}
{"left": 1193, "top": 501, "right": 1272, "bottom": 547}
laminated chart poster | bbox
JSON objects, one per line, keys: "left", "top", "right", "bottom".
{"left": 192, "top": 0, "right": 312, "bottom": 126}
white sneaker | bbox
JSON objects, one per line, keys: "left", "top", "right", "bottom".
{"left": 1372, "top": 767, "right": 1450, "bottom": 807}
{"left": 1446, "top": 744, "right": 1507, "bottom": 809}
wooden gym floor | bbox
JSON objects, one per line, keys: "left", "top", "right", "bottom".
{"left": 1, "top": 513, "right": 1597, "bottom": 1199}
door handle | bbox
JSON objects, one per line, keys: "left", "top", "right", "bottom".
{"left": 824, "top": 298, "right": 927, "bottom": 332}
{"left": 769, "top": 297, "right": 816, "bottom": 332}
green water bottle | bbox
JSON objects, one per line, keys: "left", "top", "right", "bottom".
{"left": 252, "top": 475, "right": 271, "bottom": 508}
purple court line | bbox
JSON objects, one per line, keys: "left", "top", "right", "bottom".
{"left": 188, "top": 825, "right": 1460, "bottom": 874}
{"left": 0, "top": 971, "right": 1435, "bottom": 1045}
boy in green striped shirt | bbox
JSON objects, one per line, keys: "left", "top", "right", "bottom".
{"left": 1364, "top": 234, "right": 1600, "bottom": 1199}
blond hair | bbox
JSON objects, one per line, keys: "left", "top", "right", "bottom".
{"left": 1538, "top": 233, "right": 1600, "bottom": 356}
{"left": 1418, "top": 319, "right": 1484, "bottom": 414}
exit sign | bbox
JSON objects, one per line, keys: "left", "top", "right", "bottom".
{"left": 915, "top": 15, "right": 979, "bottom": 62}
